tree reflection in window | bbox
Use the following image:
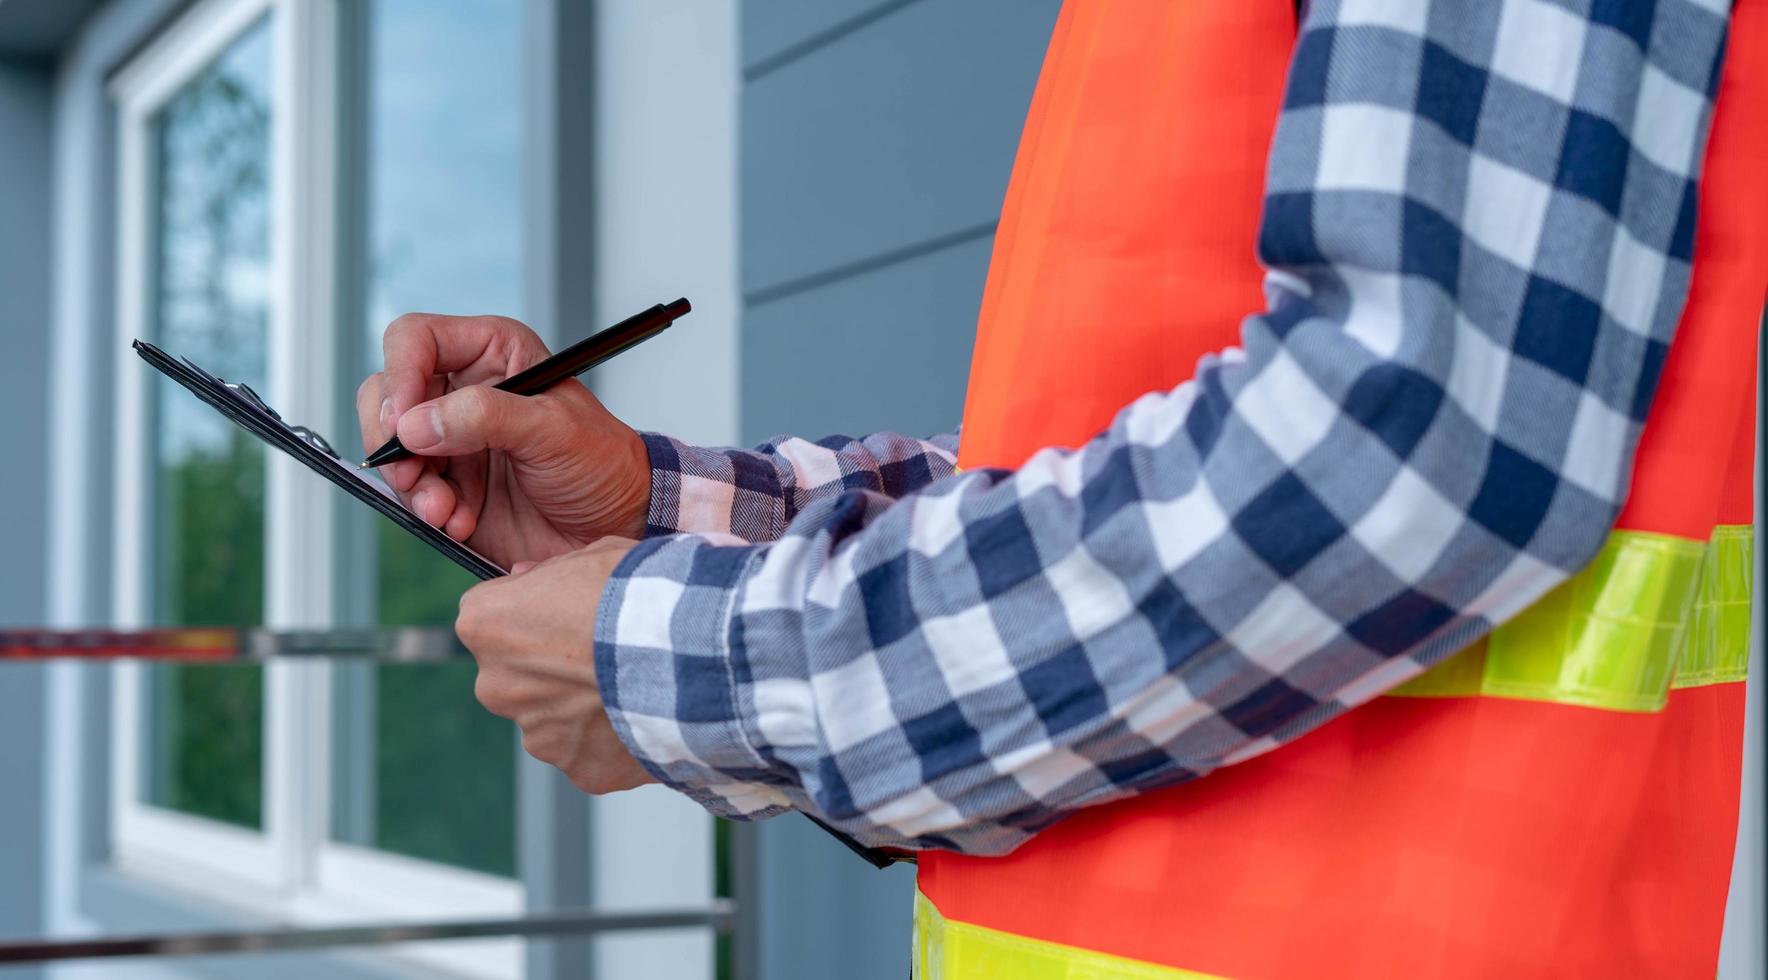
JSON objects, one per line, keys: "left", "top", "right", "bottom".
{"left": 143, "top": 19, "right": 272, "bottom": 829}
{"left": 326, "top": 0, "right": 521, "bottom": 879}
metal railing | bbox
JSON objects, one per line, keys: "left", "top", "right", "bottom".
{"left": 0, "top": 628, "right": 753, "bottom": 973}
{"left": 0, "top": 905, "right": 737, "bottom": 965}
{"left": 0, "top": 626, "right": 474, "bottom": 663}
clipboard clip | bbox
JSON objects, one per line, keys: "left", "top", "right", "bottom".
{"left": 220, "top": 378, "right": 277, "bottom": 418}
{"left": 216, "top": 375, "right": 341, "bottom": 459}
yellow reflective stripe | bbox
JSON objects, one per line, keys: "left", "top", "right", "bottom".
{"left": 1480, "top": 530, "right": 1704, "bottom": 711}
{"left": 1390, "top": 525, "right": 1752, "bottom": 712}
{"left": 1672, "top": 524, "right": 1753, "bottom": 688}
{"left": 915, "top": 891, "right": 1222, "bottom": 980}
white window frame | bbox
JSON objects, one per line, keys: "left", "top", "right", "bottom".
{"left": 109, "top": 0, "right": 291, "bottom": 898}
{"left": 107, "top": 0, "right": 521, "bottom": 975}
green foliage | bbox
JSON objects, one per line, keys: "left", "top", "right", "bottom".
{"left": 374, "top": 517, "right": 476, "bottom": 625}
{"left": 152, "top": 664, "right": 264, "bottom": 828}
{"left": 158, "top": 427, "right": 265, "bottom": 627}
{"left": 353, "top": 520, "right": 515, "bottom": 841}
{"left": 365, "top": 505, "right": 516, "bottom": 876}
{"left": 372, "top": 663, "right": 516, "bottom": 877}
{"left": 149, "top": 428, "right": 266, "bottom": 828}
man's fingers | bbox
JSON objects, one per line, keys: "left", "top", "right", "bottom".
{"left": 356, "top": 373, "right": 423, "bottom": 493}
{"left": 443, "top": 502, "right": 479, "bottom": 542}
{"left": 407, "top": 470, "right": 459, "bottom": 527}
{"left": 381, "top": 314, "right": 550, "bottom": 417}
{"left": 355, "top": 373, "right": 392, "bottom": 454}
{"left": 357, "top": 372, "right": 440, "bottom": 498}
{"left": 387, "top": 457, "right": 426, "bottom": 493}
{"left": 395, "top": 384, "right": 559, "bottom": 458}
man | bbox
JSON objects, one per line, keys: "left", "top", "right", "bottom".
{"left": 358, "top": 0, "right": 1762, "bottom": 974}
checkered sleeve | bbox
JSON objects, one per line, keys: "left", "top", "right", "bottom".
{"left": 636, "top": 430, "right": 959, "bottom": 542}
{"left": 595, "top": 0, "right": 1733, "bottom": 854}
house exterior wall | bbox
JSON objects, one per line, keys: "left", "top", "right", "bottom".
{"left": 0, "top": 54, "right": 56, "bottom": 980}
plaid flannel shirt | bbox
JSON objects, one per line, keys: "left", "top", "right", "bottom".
{"left": 594, "top": 0, "right": 1734, "bottom": 855}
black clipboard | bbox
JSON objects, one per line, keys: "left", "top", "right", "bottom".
{"left": 135, "top": 339, "right": 504, "bottom": 580}
{"left": 136, "top": 339, "right": 906, "bottom": 870}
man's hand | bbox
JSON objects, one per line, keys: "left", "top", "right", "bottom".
{"left": 456, "top": 538, "right": 654, "bottom": 795}
{"left": 356, "top": 313, "right": 651, "bottom": 570}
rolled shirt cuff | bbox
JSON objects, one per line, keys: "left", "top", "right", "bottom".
{"left": 593, "top": 530, "right": 797, "bottom": 820}
{"left": 637, "top": 431, "right": 788, "bottom": 541}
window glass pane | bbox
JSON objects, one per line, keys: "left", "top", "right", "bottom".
{"left": 331, "top": 0, "right": 521, "bottom": 877}
{"left": 142, "top": 18, "right": 274, "bottom": 829}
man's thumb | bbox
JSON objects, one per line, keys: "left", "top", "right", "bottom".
{"left": 396, "top": 385, "right": 549, "bottom": 456}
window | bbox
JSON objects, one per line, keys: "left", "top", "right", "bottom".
{"left": 111, "top": 0, "right": 286, "bottom": 896}
{"left": 142, "top": 15, "right": 272, "bottom": 833}
{"left": 108, "top": 0, "right": 524, "bottom": 975}
{"left": 328, "top": 0, "right": 524, "bottom": 882}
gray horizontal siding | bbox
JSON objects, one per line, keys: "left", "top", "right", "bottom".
{"left": 741, "top": 233, "right": 993, "bottom": 444}
{"left": 741, "top": 0, "right": 903, "bottom": 74}
{"left": 740, "top": 0, "right": 1058, "bottom": 299}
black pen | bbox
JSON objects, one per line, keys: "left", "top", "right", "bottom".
{"left": 361, "top": 298, "right": 691, "bottom": 469}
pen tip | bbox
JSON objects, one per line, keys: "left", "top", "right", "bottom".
{"left": 358, "top": 461, "right": 371, "bottom": 469}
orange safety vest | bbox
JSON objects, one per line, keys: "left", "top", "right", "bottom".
{"left": 918, "top": 2, "right": 1765, "bottom": 977}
